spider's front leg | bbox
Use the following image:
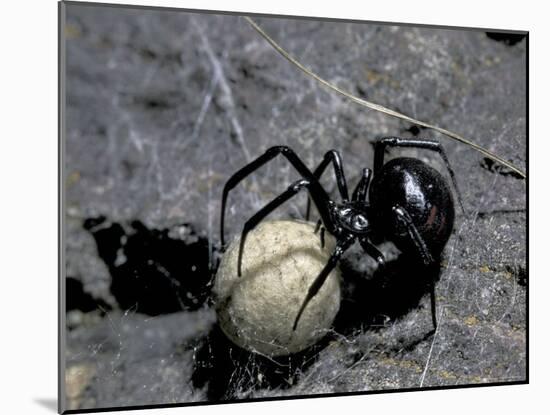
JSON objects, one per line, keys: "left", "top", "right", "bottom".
{"left": 306, "top": 150, "right": 350, "bottom": 221}
{"left": 293, "top": 235, "right": 355, "bottom": 331}
{"left": 220, "top": 146, "right": 333, "bottom": 249}
{"left": 237, "top": 178, "right": 318, "bottom": 276}
{"left": 313, "top": 219, "right": 326, "bottom": 249}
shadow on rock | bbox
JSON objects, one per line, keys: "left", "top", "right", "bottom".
{"left": 334, "top": 253, "right": 442, "bottom": 334}
{"left": 190, "top": 252, "right": 442, "bottom": 400}
{"left": 190, "top": 324, "right": 331, "bottom": 401}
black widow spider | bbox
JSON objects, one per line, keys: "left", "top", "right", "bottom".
{"left": 220, "top": 137, "right": 463, "bottom": 332}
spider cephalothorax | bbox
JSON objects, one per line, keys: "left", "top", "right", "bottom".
{"left": 331, "top": 201, "right": 371, "bottom": 235}
{"left": 220, "top": 137, "right": 463, "bottom": 332}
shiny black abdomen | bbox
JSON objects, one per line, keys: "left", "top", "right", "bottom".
{"left": 369, "top": 157, "right": 455, "bottom": 256}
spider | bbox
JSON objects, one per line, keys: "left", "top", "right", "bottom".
{"left": 220, "top": 137, "right": 463, "bottom": 332}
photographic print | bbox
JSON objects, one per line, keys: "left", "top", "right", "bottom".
{"left": 60, "top": 1, "right": 527, "bottom": 412}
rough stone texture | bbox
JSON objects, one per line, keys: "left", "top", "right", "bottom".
{"left": 63, "top": 2, "right": 527, "bottom": 411}
{"left": 215, "top": 220, "right": 341, "bottom": 356}
{"left": 65, "top": 309, "right": 215, "bottom": 408}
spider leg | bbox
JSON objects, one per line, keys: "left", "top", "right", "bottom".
{"left": 306, "top": 150, "right": 349, "bottom": 221}
{"left": 393, "top": 204, "right": 439, "bottom": 330}
{"left": 352, "top": 168, "right": 372, "bottom": 202}
{"left": 392, "top": 205, "right": 434, "bottom": 266}
{"left": 373, "top": 137, "right": 464, "bottom": 214}
{"left": 428, "top": 277, "right": 437, "bottom": 331}
{"left": 293, "top": 235, "right": 355, "bottom": 331}
{"left": 221, "top": 146, "right": 332, "bottom": 248}
{"left": 313, "top": 219, "right": 322, "bottom": 234}
{"left": 312, "top": 219, "right": 326, "bottom": 248}
{"left": 359, "top": 238, "right": 386, "bottom": 271}
{"left": 237, "top": 179, "right": 317, "bottom": 276}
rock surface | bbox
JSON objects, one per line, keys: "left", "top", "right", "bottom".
{"left": 63, "top": 3, "right": 527, "bottom": 411}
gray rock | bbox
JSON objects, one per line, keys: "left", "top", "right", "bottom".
{"left": 63, "top": 2, "right": 526, "bottom": 410}
{"left": 66, "top": 309, "right": 215, "bottom": 408}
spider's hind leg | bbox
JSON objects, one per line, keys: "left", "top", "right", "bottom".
{"left": 374, "top": 137, "right": 464, "bottom": 214}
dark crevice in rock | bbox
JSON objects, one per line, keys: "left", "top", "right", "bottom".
{"left": 485, "top": 32, "right": 526, "bottom": 46}
{"left": 405, "top": 125, "right": 428, "bottom": 136}
{"left": 240, "top": 66, "right": 254, "bottom": 79}
{"left": 505, "top": 264, "right": 527, "bottom": 287}
{"left": 127, "top": 43, "right": 183, "bottom": 65}
{"left": 480, "top": 157, "right": 524, "bottom": 179}
{"left": 119, "top": 91, "right": 185, "bottom": 111}
{"left": 139, "top": 47, "right": 158, "bottom": 60}
{"left": 66, "top": 277, "right": 111, "bottom": 313}
{"left": 143, "top": 99, "right": 173, "bottom": 110}
{"left": 83, "top": 216, "right": 214, "bottom": 315}
{"left": 356, "top": 85, "right": 367, "bottom": 98}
